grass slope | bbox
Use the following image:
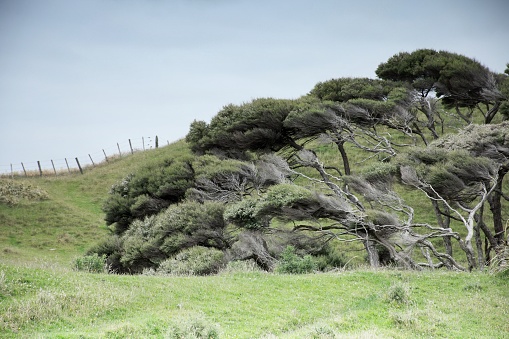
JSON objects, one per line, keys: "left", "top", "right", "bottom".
{"left": 1, "top": 139, "right": 508, "bottom": 338}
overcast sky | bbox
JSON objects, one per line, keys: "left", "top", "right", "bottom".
{"left": 1, "top": 0, "right": 508, "bottom": 173}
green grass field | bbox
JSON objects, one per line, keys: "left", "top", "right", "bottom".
{"left": 1, "top": 140, "right": 508, "bottom": 338}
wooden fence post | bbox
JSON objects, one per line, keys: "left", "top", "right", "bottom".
{"left": 103, "top": 149, "right": 108, "bottom": 162}
{"left": 89, "top": 154, "right": 95, "bottom": 167}
{"left": 37, "top": 161, "right": 43, "bottom": 176}
{"left": 21, "top": 162, "right": 27, "bottom": 177}
{"left": 75, "top": 157, "right": 83, "bottom": 174}
{"left": 10, "top": 164, "right": 13, "bottom": 178}
{"left": 142, "top": 137, "right": 145, "bottom": 151}
{"left": 129, "top": 139, "right": 134, "bottom": 154}
{"left": 65, "top": 158, "right": 70, "bottom": 173}
{"left": 51, "top": 160, "right": 57, "bottom": 175}
{"left": 117, "top": 143, "right": 122, "bottom": 157}
{"left": 155, "top": 135, "right": 159, "bottom": 148}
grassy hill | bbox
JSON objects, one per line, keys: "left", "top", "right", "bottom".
{"left": 1, "top": 140, "right": 508, "bottom": 338}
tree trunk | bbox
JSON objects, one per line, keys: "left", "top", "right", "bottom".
{"left": 335, "top": 140, "right": 351, "bottom": 175}
{"left": 474, "top": 206, "right": 485, "bottom": 270}
{"left": 412, "top": 122, "right": 428, "bottom": 145}
{"left": 431, "top": 200, "right": 453, "bottom": 256}
{"left": 488, "top": 165, "right": 508, "bottom": 249}
{"left": 419, "top": 99, "right": 439, "bottom": 140}
{"left": 363, "top": 238, "right": 380, "bottom": 268}
{"left": 484, "top": 101, "right": 501, "bottom": 124}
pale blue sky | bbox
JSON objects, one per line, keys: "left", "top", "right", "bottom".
{"left": 1, "top": 0, "right": 508, "bottom": 173}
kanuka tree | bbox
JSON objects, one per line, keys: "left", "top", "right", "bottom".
{"left": 429, "top": 122, "right": 509, "bottom": 266}
{"left": 376, "top": 49, "right": 507, "bottom": 131}
{"left": 94, "top": 50, "right": 508, "bottom": 274}
{"left": 186, "top": 97, "right": 466, "bottom": 270}
{"left": 97, "top": 151, "right": 283, "bottom": 272}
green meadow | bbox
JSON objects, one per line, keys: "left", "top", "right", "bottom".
{"left": 1, "top": 141, "right": 508, "bottom": 338}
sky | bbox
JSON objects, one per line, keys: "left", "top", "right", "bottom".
{"left": 1, "top": 0, "right": 508, "bottom": 174}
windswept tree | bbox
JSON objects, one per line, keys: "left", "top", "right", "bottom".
{"left": 431, "top": 122, "right": 509, "bottom": 263}
{"left": 93, "top": 50, "right": 509, "bottom": 274}
{"left": 396, "top": 122, "right": 509, "bottom": 269}
{"left": 186, "top": 97, "right": 465, "bottom": 269}
{"left": 376, "top": 49, "right": 507, "bottom": 128}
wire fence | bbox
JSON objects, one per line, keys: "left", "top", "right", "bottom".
{"left": 0, "top": 136, "right": 169, "bottom": 178}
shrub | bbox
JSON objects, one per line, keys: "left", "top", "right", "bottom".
{"left": 0, "top": 180, "right": 49, "bottom": 206}
{"left": 276, "top": 245, "right": 317, "bottom": 274}
{"left": 387, "top": 282, "right": 411, "bottom": 305}
{"left": 73, "top": 253, "right": 106, "bottom": 273}
{"left": 489, "top": 245, "right": 509, "bottom": 276}
{"left": 87, "top": 235, "right": 125, "bottom": 273}
{"left": 220, "top": 259, "right": 263, "bottom": 274}
{"left": 166, "top": 315, "right": 220, "bottom": 338}
{"left": 156, "top": 247, "right": 225, "bottom": 276}
{"left": 314, "top": 246, "right": 347, "bottom": 271}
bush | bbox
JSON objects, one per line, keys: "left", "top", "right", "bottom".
{"left": 166, "top": 315, "right": 220, "bottom": 338}
{"left": 314, "top": 246, "right": 347, "bottom": 271}
{"left": 387, "top": 282, "right": 411, "bottom": 305}
{"left": 489, "top": 245, "right": 509, "bottom": 276}
{"left": 87, "top": 235, "right": 125, "bottom": 273}
{"left": 276, "top": 246, "right": 317, "bottom": 274}
{"left": 0, "top": 180, "right": 49, "bottom": 206}
{"left": 73, "top": 253, "right": 106, "bottom": 273}
{"left": 156, "top": 247, "right": 225, "bottom": 276}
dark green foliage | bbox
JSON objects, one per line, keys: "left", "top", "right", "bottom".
{"left": 225, "top": 183, "right": 351, "bottom": 229}
{"left": 119, "top": 201, "right": 229, "bottom": 274}
{"left": 87, "top": 235, "right": 124, "bottom": 273}
{"left": 376, "top": 49, "right": 441, "bottom": 95}
{"left": 186, "top": 98, "right": 300, "bottom": 155}
{"left": 94, "top": 49, "right": 509, "bottom": 273}
{"left": 224, "top": 197, "right": 266, "bottom": 230}
{"left": 398, "top": 147, "right": 497, "bottom": 201}
{"left": 102, "top": 156, "right": 196, "bottom": 235}
{"left": 376, "top": 49, "right": 506, "bottom": 123}
{"left": 92, "top": 200, "right": 230, "bottom": 274}
{"left": 309, "top": 77, "right": 393, "bottom": 102}
{"left": 276, "top": 245, "right": 317, "bottom": 274}
{"left": 314, "top": 246, "right": 347, "bottom": 271}
{"left": 283, "top": 97, "right": 340, "bottom": 139}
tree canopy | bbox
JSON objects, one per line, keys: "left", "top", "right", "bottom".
{"left": 93, "top": 49, "right": 509, "bottom": 275}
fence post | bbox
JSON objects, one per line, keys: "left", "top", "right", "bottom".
{"left": 21, "top": 162, "right": 27, "bottom": 177}
{"left": 37, "top": 161, "right": 43, "bottom": 176}
{"left": 129, "top": 139, "right": 134, "bottom": 154}
{"left": 103, "top": 149, "right": 108, "bottom": 162}
{"left": 117, "top": 143, "right": 122, "bottom": 157}
{"left": 75, "top": 157, "right": 83, "bottom": 174}
{"left": 10, "top": 164, "right": 13, "bottom": 178}
{"left": 89, "top": 154, "right": 95, "bottom": 167}
{"left": 142, "top": 137, "right": 145, "bottom": 151}
{"left": 65, "top": 158, "right": 70, "bottom": 173}
{"left": 155, "top": 135, "right": 159, "bottom": 148}
{"left": 51, "top": 160, "right": 57, "bottom": 175}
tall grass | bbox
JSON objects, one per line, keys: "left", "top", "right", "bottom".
{"left": 1, "top": 264, "right": 508, "bottom": 338}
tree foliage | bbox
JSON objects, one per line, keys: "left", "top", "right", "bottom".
{"left": 376, "top": 49, "right": 507, "bottom": 124}
{"left": 93, "top": 49, "right": 509, "bottom": 274}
